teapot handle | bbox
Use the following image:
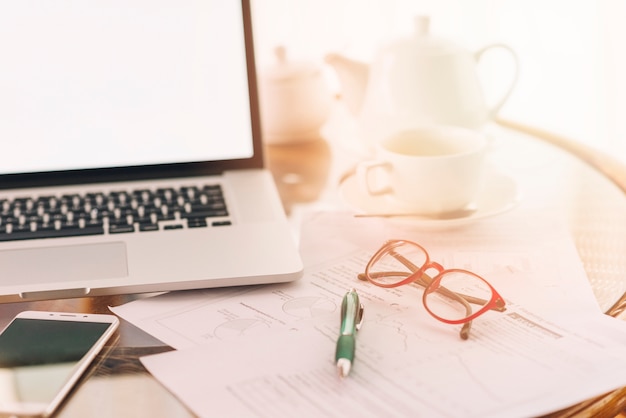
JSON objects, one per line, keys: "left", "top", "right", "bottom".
{"left": 474, "top": 44, "right": 519, "bottom": 119}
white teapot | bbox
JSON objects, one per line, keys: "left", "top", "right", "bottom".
{"left": 326, "top": 16, "right": 519, "bottom": 146}
{"left": 258, "top": 46, "right": 332, "bottom": 144}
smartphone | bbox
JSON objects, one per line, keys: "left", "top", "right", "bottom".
{"left": 0, "top": 311, "right": 119, "bottom": 418}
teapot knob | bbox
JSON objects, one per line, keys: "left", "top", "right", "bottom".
{"left": 414, "top": 15, "right": 430, "bottom": 37}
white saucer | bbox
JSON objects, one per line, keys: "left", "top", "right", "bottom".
{"left": 339, "top": 166, "right": 521, "bottom": 228}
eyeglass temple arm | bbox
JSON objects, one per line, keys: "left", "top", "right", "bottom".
{"left": 394, "top": 251, "right": 506, "bottom": 313}
{"left": 415, "top": 272, "right": 506, "bottom": 312}
{"left": 358, "top": 271, "right": 505, "bottom": 313}
{"left": 357, "top": 271, "right": 473, "bottom": 340}
{"left": 417, "top": 272, "right": 473, "bottom": 340}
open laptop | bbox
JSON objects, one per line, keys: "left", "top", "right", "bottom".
{"left": 0, "top": 0, "right": 303, "bottom": 302}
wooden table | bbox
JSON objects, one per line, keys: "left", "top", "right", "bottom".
{"left": 2, "top": 114, "right": 626, "bottom": 417}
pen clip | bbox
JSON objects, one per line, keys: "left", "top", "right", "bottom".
{"left": 355, "top": 303, "right": 364, "bottom": 331}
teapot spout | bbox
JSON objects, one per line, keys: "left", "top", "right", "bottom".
{"left": 325, "top": 53, "right": 369, "bottom": 116}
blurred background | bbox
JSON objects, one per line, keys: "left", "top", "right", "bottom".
{"left": 251, "top": 0, "right": 626, "bottom": 161}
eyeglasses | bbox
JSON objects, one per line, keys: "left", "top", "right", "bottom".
{"left": 358, "top": 239, "right": 506, "bottom": 339}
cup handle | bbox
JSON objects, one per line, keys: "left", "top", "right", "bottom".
{"left": 474, "top": 44, "right": 520, "bottom": 119}
{"left": 356, "top": 160, "right": 392, "bottom": 196}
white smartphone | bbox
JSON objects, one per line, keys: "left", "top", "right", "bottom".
{"left": 0, "top": 311, "right": 119, "bottom": 418}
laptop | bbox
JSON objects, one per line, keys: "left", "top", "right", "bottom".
{"left": 0, "top": 0, "right": 303, "bottom": 302}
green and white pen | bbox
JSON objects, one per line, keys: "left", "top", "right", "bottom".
{"left": 335, "top": 288, "right": 364, "bottom": 378}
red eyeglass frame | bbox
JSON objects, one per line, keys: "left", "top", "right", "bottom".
{"left": 361, "top": 239, "right": 507, "bottom": 339}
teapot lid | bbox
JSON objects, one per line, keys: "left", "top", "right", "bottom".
{"left": 264, "top": 46, "right": 319, "bottom": 81}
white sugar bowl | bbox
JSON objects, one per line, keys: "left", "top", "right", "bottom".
{"left": 258, "top": 46, "right": 332, "bottom": 144}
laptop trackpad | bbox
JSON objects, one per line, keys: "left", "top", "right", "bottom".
{"left": 0, "top": 242, "right": 128, "bottom": 285}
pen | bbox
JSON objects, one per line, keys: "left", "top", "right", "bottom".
{"left": 335, "top": 288, "right": 364, "bottom": 378}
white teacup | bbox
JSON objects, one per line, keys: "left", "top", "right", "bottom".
{"left": 356, "top": 126, "right": 489, "bottom": 215}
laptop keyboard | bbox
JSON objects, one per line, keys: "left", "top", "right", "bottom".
{"left": 0, "top": 184, "right": 231, "bottom": 242}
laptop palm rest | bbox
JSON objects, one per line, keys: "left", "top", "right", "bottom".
{"left": 0, "top": 242, "right": 128, "bottom": 288}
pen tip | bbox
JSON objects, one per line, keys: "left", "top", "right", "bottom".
{"left": 337, "top": 358, "right": 351, "bottom": 378}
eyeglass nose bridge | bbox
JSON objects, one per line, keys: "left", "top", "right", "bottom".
{"left": 419, "top": 261, "right": 445, "bottom": 281}
{"left": 404, "top": 260, "right": 446, "bottom": 290}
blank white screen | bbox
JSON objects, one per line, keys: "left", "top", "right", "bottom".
{"left": 0, "top": 0, "right": 254, "bottom": 175}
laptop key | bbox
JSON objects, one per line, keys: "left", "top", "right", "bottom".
{"left": 180, "top": 203, "right": 229, "bottom": 219}
{"left": 139, "top": 222, "right": 159, "bottom": 232}
{"left": 187, "top": 218, "right": 208, "bottom": 228}
{"left": 0, "top": 223, "right": 105, "bottom": 241}
{"left": 109, "top": 224, "right": 135, "bottom": 234}
{"left": 212, "top": 220, "right": 232, "bottom": 227}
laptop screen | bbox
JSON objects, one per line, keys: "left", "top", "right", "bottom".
{"left": 0, "top": 1, "right": 260, "bottom": 186}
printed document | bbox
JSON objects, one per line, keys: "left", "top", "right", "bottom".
{"left": 112, "top": 210, "right": 626, "bottom": 417}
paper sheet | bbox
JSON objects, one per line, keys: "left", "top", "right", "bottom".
{"left": 140, "top": 315, "right": 626, "bottom": 418}
{"left": 111, "top": 210, "right": 626, "bottom": 417}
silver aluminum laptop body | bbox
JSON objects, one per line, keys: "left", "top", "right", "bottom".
{"left": 0, "top": 0, "right": 303, "bottom": 302}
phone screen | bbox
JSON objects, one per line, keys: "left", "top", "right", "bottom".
{"left": 0, "top": 316, "right": 116, "bottom": 416}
